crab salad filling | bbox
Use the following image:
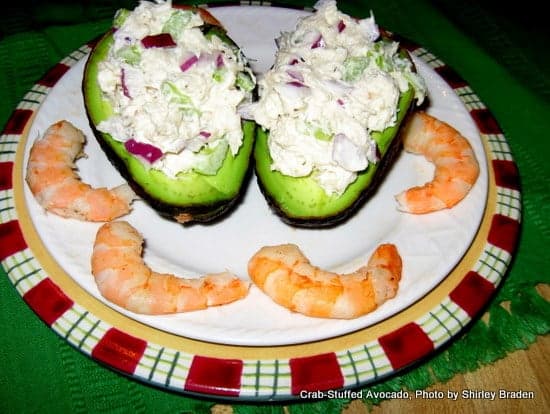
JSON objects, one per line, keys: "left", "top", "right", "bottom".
{"left": 246, "top": 0, "right": 426, "bottom": 196}
{"left": 96, "top": 0, "right": 256, "bottom": 177}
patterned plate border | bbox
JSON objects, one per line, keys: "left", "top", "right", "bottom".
{"left": 0, "top": 4, "right": 521, "bottom": 402}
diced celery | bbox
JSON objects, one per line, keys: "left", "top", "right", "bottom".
{"left": 236, "top": 72, "right": 255, "bottom": 92}
{"left": 314, "top": 128, "right": 332, "bottom": 141}
{"left": 162, "top": 10, "right": 193, "bottom": 39}
{"left": 113, "top": 9, "right": 130, "bottom": 28}
{"left": 375, "top": 54, "right": 387, "bottom": 70}
{"left": 115, "top": 45, "right": 141, "bottom": 65}
{"left": 161, "top": 81, "right": 200, "bottom": 115}
{"left": 212, "top": 68, "right": 226, "bottom": 82}
{"left": 193, "top": 140, "right": 229, "bottom": 175}
{"left": 343, "top": 56, "right": 368, "bottom": 82}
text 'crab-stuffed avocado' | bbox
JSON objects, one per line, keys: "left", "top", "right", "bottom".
{"left": 243, "top": 0, "right": 426, "bottom": 227}
{"left": 83, "top": 0, "right": 256, "bottom": 224}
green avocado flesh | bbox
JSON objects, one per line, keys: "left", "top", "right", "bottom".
{"left": 82, "top": 31, "right": 255, "bottom": 223}
{"left": 254, "top": 87, "right": 415, "bottom": 227}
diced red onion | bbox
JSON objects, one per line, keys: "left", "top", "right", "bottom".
{"left": 199, "top": 131, "right": 211, "bottom": 138}
{"left": 180, "top": 55, "right": 199, "bottom": 72}
{"left": 287, "top": 70, "right": 304, "bottom": 83}
{"left": 141, "top": 33, "right": 176, "bottom": 48}
{"left": 337, "top": 20, "right": 346, "bottom": 33}
{"left": 216, "top": 53, "right": 224, "bottom": 68}
{"left": 286, "top": 81, "right": 307, "bottom": 88}
{"left": 124, "top": 139, "right": 163, "bottom": 163}
{"left": 121, "top": 68, "right": 131, "bottom": 99}
{"left": 337, "top": 98, "right": 345, "bottom": 106}
{"left": 191, "top": 52, "right": 221, "bottom": 68}
{"left": 311, "top": 35, "right": 325, "bottom": 49}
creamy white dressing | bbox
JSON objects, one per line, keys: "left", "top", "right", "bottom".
{"left": 96, "top": 0, "right": 255, "bottom": 177}
{"left": 248, "top": 0, "right": 426, "bottom": 195}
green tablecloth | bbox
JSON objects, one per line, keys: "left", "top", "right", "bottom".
{"left": 1, "top": 1, "right": 549, "bottom": 413}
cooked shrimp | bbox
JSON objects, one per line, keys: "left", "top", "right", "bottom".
{"left": 26, "top": 120, "right": 135, "bottom": 221}
{"left": 247, "top": 243, "right": 402, "bottom": 319}
{"left": 91, "top": 221, "right": 249, "bottom": 314}
{"left": 395, "top": 111, "right": 480, "bottom": 214}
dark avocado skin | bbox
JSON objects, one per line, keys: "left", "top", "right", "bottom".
{"left": 253, "top": 51, "right": 417, "bottom": 228}
{"left": 82, "top": 27, "right": 256, "bottom": 224}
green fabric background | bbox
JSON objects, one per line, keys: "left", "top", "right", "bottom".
{"left": 1, "top": 1, "right": 549, "bottom": 413}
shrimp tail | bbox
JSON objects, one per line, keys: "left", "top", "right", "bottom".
{"left": 367, "top": 243, "right": 402, "bottom": 306}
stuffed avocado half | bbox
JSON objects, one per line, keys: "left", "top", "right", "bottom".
{"left": 83, "top": 1, "right": 256, "bottom": 223}
{"left": 246, "top": 0, "right": 426, "bottom": 227}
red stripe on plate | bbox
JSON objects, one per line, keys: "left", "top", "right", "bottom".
{"left": 488, "top": 214, "right": 521, "bottom": 253}
{"left": 470, "top": 108, "right": 502, "bottom": 134}
{"left": 378, "top": 323, "right": 434, "bottom": 370}
{"left": 185, "top": 355, "right": 242, "bottom": 397}
{"left": 0, "top": 220, "right": 27, "bottom": 260}
{"left": 38, "top": 63, "right": 70, "bottom": 87}
{"left": 450, "top": 271, "right": 495, "bottom": 317}
{"left": 2, "top": 109, "right": 33, "bottom": 135}
{"left": 0, "top": 162, "right": 13, "bottom": 190}
{"left": 92, "top": 328, "right": 147, "bottom": 374}
{"left": 86, "top": 37, "right": 101, "bottom": 48}
{"left": 492, "top": 159, "right": 520, "bottom": 191}
{"left": 435, "top": 65, "right": 468, "bottom": 89}
{"left": 289, "top": 352, "right": 344, "bottom": 394}
{"left": 23, "top": 278, "right": 74, "bottom": 325}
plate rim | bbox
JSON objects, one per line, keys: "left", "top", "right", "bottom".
{"left": 0, "top": 4, "right": 521, "bottom": 401}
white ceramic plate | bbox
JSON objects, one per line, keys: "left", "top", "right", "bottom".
{"left": 20, "top": 6, "right": 487, "bottom": 346}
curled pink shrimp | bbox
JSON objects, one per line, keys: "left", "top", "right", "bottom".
{"left": 395, "top": 112, "right": 480, "bottom": 214}
{"left": 26, "top": 120, "right": 135, "bottom": 221}
{"left": 248, "top": 243, "right": 402, "bottom": 319}
{"left": 91, "top": 221, "right": 250, "bottom": 314}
